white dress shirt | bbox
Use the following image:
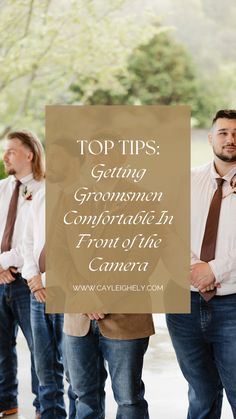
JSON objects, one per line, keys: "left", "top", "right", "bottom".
{"left": 191, "top": 162, "right": 236, "bottom": 295}
{"left": 0, "top": 173, "right": 45, "bottom": 271}
{"left": 22, "top": 187, "right": 46, "bottom": 287}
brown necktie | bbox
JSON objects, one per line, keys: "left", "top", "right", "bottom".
{"left": 39, "top": 245, "right": 45, "bottom": 273}
{"left": 200, "top": 177, "right": 224, "bottom": 301}
{"left": 1, "top": 180, "right": 21, "bottom": 252}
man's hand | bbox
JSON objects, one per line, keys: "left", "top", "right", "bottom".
{"left": 86, "top": 313, "right": 106, "bottom": 320}
{"left": 191, "top": 262, "right": 221, "bottom": 292}
{"left": 201, "top": 284, "right": 217, "bottom": 293}
{"left": 28, "top": 274, "right": 43, "bottom": 293}
{"left": 0, "top": 268, "right": 16, "bottom": 284}
{"left": 34, "top": 289, "right": 46, "bottom": 303}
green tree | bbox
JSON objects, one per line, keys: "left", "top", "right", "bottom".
{"left": 71, "top": 30, "right": 221, "bottom": 126}
{"left": 0, "top": 0, "right": 159, "bottom": 140}
{"left": 0, "top": 160, "right": 5, "bottom": 180}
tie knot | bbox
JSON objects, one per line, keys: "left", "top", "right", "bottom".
{"left": 15, "top": 180, "right": 21, "bottom": 188}
{"left": 216, "top": 178, "right": 224, "bottom": 187}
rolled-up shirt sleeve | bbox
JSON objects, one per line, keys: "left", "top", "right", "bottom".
{"left": 0, "top": 246, "right": 24, "bottom": 270}
{"left": 209, "top": 248, "right": 236, "bottom": 284}
{"left": 191, "top": 251, "right": 201, "bottom": 266}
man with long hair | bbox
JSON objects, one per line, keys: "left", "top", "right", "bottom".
{"left": 0, "top": 130, "right": 45, "bottom": 418}
{"left": 22, "top": 140, "right": 79, "bottom": 419}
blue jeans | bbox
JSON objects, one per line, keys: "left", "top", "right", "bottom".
{"left": 166, "top": 292, "right": 236, "bottom": 419}
{"left": 65, "top": 321, "right": 149, "bottom": 419}
{"left": 31, "top": 295, "right": 67, "bottom": 418}
{"left": 63, "top": 343, "right": 77, "bottom": 419}
{"left": 0, "top": 274, "right": 39, "bottom": 412}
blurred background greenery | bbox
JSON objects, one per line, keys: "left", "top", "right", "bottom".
{"left": 0, "top": 160, "right": 5, "bottom": 179}
{"left": 0, "top": 0, "right": 234, "bottom": 177}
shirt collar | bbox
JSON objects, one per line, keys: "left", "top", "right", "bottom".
{"left": 210, "top": 162, "right": 236, "bottom": 185}
{"left": 11, "top": 173, "right": 34, "bottom": 185}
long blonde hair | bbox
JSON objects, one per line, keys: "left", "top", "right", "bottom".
{"left": 7, "top": 130, "right": 45, "bottom": 180}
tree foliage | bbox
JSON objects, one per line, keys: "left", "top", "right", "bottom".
{"left": 154, "top": 0, "right": 236, "bottom": 72}
{"left": 0, "top": 159, "right": 5, "bottom": 179}
{"left": 71, "top": 30, "right": 223, "bottom": 126}
{"left": 0, "top": 0, "right": 232, "bottom": 141}
{"left": 0, "top": 0, "right": 159, "bottom": 139}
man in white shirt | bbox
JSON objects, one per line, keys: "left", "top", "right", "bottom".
{"left": 21, "top": 139, "right": 81, "bottom": 418}
{"left": 166, "top": 109, "right": 236, "bottom": 418}
{"left": 0, "top": 130, "right": 45, "bottom": 418}
{"left": 22, "top": 187, "right": 74, "bottom": 419}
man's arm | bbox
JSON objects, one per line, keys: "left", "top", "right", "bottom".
{"left": 0, "top": 267, "right": 17, "bottom": 284}
{"left": 34, "top": 288, "right": 46, "bottom": 303}
{"left": 191, "top": 262, "right": 221, "bottom": 292}
{"left": 28, "top": 274, "right": 44, "bottom": 292}
{"left": 22, "top": 205, "right": 40, "bottom": 281}
{"left": 208, "top": 248, "right": 236, "bottom": 284}
{"left": 190, "top": 247, "right": 236, "bottom": 292}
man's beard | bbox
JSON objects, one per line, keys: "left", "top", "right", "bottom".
{"left": 214, "top": 148, "right": 236, "bottom": 163}
{"left": 5, "top": 167, "right": 16, "bottom": 175}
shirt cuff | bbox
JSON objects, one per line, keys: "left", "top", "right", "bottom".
{"left": 208, "top": 260, "right": 223, "bottom": 283}
{"left": 0, "top": 253, "right": 10, "bottom": 270}
{"left": 21, "top": 268, "right": 39, "bottom": 281}
{"left": 42, "top": 273, "right": 46, "bottom": 288}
